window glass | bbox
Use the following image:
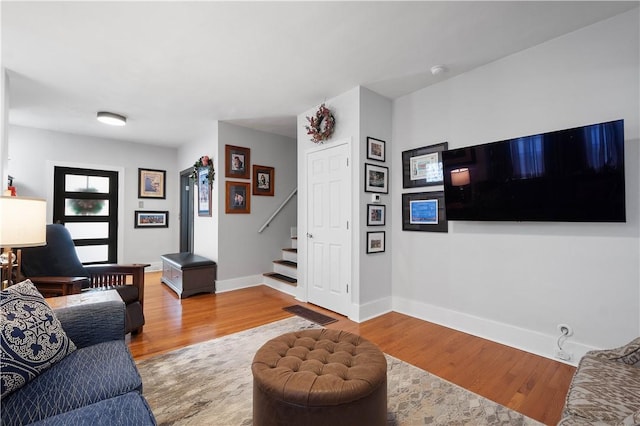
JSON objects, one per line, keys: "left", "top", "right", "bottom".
{"left": 65, "top": 222, "right": 109, "bottom": 239}
{"left": 75, "top": 245, "right": 109, "bottom": 263}
{"left": 65, "top": 175, "right": 110, "bottom": 193}
{"left": 65, "top": 199, "right": 109, "bottom": 216}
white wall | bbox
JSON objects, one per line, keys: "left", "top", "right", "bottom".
{"left": 8, "top": 125, "right": 179, "bottom": 267}
{"left": 1, "top": 69, "right": 9, "bottom": 190}
{"left": 391, "top": 10, "right": 640, "bottom": 364}
{"left": 216, "top": 122, "right": 297, "bottom": 286}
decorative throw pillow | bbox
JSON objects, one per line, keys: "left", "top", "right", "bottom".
{"left": 1, "top": 279, "right": 76, "bottom": 398}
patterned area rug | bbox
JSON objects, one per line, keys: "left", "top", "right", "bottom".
{"left": 137, "top": 317, "right": 542, "bottom": 426}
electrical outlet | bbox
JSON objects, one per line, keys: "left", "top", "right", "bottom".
{"left": 555, "top": 349, "right": 573, "bottom": 361}
{"left": 557, "top": 323, "right": 573, "bottom": 337}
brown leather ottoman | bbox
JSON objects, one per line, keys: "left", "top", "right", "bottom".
{"left": 251, "top": 329, "right": 387, "bottom": 426}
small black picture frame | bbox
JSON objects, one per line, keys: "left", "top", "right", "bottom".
{"left": 366, "top": 137, "right": 385, "bottom": 162}
{"left": 138, "top": 168, "right": 166, "bottom": 199}
{"left": 402, "top": 191, "right": 447, "bottom": 232}
{"left": 402, "top": 142, "right": 448, "bottom": 188}
{"left": 366, "top": 204, "right": 386, "bottom": 226}
{"left": 134, "top": 210, "right": 169, "bottom": 228}
{"left": 364, "top": 163, "right": 389, "bottom": 194}
{"left": 366, "top": 231, "right": 385, "bottom": 254}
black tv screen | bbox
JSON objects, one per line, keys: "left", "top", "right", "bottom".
{"left": 442, "top": 119, "right": 625, "bottom": 222}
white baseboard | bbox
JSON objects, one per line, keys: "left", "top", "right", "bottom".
{"left": 215, "top": 275, "right": 262, "bottom": 293}
{"left": 350, "top": 296, "right": 393, "bottom": 323}
{"left": 392, "top": 296, "right": 595, "bottom": 366}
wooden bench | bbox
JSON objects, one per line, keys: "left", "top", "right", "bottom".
{"left": 161, "top": 253, "right": 216, "bottom": 298}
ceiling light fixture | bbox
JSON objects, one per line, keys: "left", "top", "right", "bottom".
{"left": 430, "top": 65, "right": 447, "bottom": 76}
{"left": 97, "top": 111, "right": 127, "bottom": 126}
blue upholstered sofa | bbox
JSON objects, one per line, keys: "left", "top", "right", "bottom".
{"left": 1, "top": 293, "right": 156, "bottom": 425}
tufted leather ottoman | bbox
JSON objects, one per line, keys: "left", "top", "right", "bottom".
{"left": 251, "top": 329, "right": 387, "bottom": 426}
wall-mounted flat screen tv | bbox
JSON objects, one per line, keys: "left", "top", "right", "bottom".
{"left": 442, "top": 119, "right": 625, "bottom": 222}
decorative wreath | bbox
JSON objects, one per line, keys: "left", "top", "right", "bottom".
{"left": 191, "top": 155, "right": 216, "bottom": 185}
{"left": 305, "top": 103, "right": 335, "bottom": 143}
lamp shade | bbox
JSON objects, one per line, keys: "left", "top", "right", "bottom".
{"left": 0, "top": 196, "right": 47, "bottom": 248}
{"left": 451, "top": 168, "right": 471, "bottom": 186}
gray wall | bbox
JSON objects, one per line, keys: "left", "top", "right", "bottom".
{"left": 391, "top": 10, "right": 639, "bottom": 362}
{"left": 7, "top": 125, "right": 179, "bottom": 266}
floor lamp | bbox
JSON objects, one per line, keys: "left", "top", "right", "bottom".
{"left": 0, "top": 196, "right": 47, "bottom": 289}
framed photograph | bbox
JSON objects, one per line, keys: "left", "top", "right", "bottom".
{"left": 138, "top": 168, "right": 166, "bottom": 199}
{"left": 364, "top": 163, "right": 389, "bottom": 193}
{"left": 225, "top": 145, "right": 250, "bottom": 179}
{"left": 402, "top": 191, "right": 448, "bottom": 232}
{"left": 366, "top": 231, "right": 385, "bottom": 254}
{"left": 367, "top": 204, "right": 386, "bottom": 226}
{"left": 225, "top": 181, "right": 250, "bottom": 214}
{"left": 253, "top": 165, "right": 274, "bottom": 196}
{"left": 367, "top": 137, "right": 385, "bottom": 162}
{"left": 402, "top": 142, "right": 448, "bottom": 188}
{"left": 197, "top": 167, "right": 212, "bottom": 217}
{"left": 134, "top": 211, "right": 168, "bottom": 228}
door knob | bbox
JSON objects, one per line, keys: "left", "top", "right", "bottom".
{"left": 307, "top": 233, "right": 313, "bottom": 238}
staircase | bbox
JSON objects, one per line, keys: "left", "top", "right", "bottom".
{"left": 263, "top": 231, "right": 297, "bottom": 296}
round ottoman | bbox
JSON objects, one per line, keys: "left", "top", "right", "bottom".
{"left": 251, "top": 328, "right": 387, "bottom": 426}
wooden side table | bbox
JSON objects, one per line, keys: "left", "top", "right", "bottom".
{"left": 30, "top": 277, "right": 88, "bottom": 298}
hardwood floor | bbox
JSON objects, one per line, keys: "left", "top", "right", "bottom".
{"left": 130, "top": 272, "right": 575, "bottom": 425}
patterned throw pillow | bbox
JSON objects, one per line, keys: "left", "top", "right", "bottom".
{"left": 1, "top": 280, "right": 76, "bottom": 397}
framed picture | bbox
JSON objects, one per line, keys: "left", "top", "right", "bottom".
{"left": 225, "top": 181, "right": 250, "bottom": 214}
{"left": 402, "top": 191, "right": 448, "bottom": 232}
{"left": 253, "top": 165, "right": 274, "bottom": 196}
{"left": 197, "top": 167, "right": 212, "bottom": 217}
{"left": 225, "top": 145, "right": 250, "bottom": 179}
{"left": 366, "top": 137, "right": 385, "bottom": 162}
{"left": 367, "top": 204, "right": 386, "bottom": 226}
{"left": 366, "top": 231, "right": 385, "bottom": 254}
{"left": 364, "top": 163, "right": 389, "bottom": 193}
{"left": 138, "top": 168, "right": 166, "bottom": 199}
{"left": 402, "top": 142, "right": 448, "bottom": 188}
{"left": 134, "top": 210, "right": 168, "bottom": 228}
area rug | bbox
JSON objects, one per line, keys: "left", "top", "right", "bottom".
{"left": 137, "top": 317, "right": 542, "bottom": 426}
{"left": 282, "top": 304, "right": 338, "bottom": 325}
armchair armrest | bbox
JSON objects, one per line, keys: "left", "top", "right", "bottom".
{"left": 589, "top": 337, "right": 640, "bottom": 366}
{"left": 85, "top": 263, "right": 149, "bottom": 306}
{"left": 54, "top": 300, "right": 125, "bottom": 348}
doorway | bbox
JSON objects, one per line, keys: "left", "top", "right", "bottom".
{"left": 179, "top": 168, "right": 194, "bottom": 253}
{"left": 305, "top": 142, "right": 352, "bottom": 316}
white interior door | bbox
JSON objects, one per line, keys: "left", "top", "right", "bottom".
{"left": 306, "top": 142, "right": 351, "bottom": 316}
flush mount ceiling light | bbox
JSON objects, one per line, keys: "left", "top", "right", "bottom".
{"left": 430, "top": 65, "right": 447, "bottom": 76}
{"left": 97, "top": 111, "right": 127, "bottom": 126}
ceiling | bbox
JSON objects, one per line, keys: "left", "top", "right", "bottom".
{"left": 3, "top": 1, "right": 638, "bottom": 147}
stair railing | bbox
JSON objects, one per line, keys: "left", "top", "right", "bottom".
{"left": 258, "top": 188, "right": 297, "bottom": 233}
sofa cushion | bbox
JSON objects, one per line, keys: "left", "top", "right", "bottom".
{"left": 29, "top": 392, "right": 156, "bottom": 425}
{"left": 1, "top": 280, "right": 76, "bottom": 398}
{"left": 1, "top": 340, "right": 142, "bottom": 426}
{"left": 564, "top": 354, "right": 640, "bottom": 423}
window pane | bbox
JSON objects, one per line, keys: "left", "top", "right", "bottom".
{"left": 76, "top": 245, "right": 108, "bottom": 263}
{"left": 65, "top": 175, "right": 110, "bottom": 193}
{"left": 65, "top": 222, "right": 109, "bottom": 239}
{"left": 65, "top": 199, "right": 109, "bottom": 216}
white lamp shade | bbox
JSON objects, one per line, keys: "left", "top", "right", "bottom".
{"left": 451, "top": 168, "right": 471, "bottom": 186}
{"left": 0, "top": 196, "right": 47, "bottom": 248}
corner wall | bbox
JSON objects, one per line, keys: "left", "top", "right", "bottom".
{"left": 391, "top": 10, "right": 640, "bottom": 364}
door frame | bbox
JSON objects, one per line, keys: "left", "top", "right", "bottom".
{"left": 300, "top": 138, "right": 353, "bottom": 318}
{"left": 179, "top": 167, "right": 194, "bottom": 253}
{"left": 46, "top": 160, "right": 125, "bottom": 261}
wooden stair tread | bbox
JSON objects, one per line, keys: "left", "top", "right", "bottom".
{"left": 282, "top": 248, "right": 298, "bottom": 253}
{"left": 263, "top": 272, "right": 297, "bottom": 285}
{"left": 273, "top": 259, "right": 297, "bottom": 268}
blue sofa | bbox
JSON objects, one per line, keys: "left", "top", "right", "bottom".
{"left": 1, "top": 297, "right": 156, "bottom": 425}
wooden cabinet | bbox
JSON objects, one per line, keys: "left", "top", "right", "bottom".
{"left": 161, "top": 253, "right": 216, "bottom": 299}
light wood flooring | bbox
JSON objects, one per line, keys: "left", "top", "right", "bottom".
{"left": 129, "top": 272, "right": 575, "bottom": 425}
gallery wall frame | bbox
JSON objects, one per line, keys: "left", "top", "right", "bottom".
{"left": 134, "top": 210, "right": 169, "bottom": 228}
{"left": 402, "top": 142, "right": 448, "bottom": 188}
{"left": 401, "top": 191, "right": 448, "bottom": 232}
{"left": 197, "top": 167, "right": 212, "bottom": 217}
{"left": 225, "top": 181, "right": 251, "bottom": 214}
{"left": 366, "top": 204, "right": 386, "bottom": 226}
{"left": 253, "top": 165, "right": 274, "bottom": 196}
{"left": 364, "top": 163, "right": 389, "bottom": 194}
{"left": 366, "top": 231, "right": 385, "bottom": 254}
{"left": 366, "top": 137, "right": 385, "bottom": 162}
{"left": 138, "top": 168, "right": 166, "bottom": 199}
{"left": 225, "top": 145, "right": 251, "bottom": 179}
